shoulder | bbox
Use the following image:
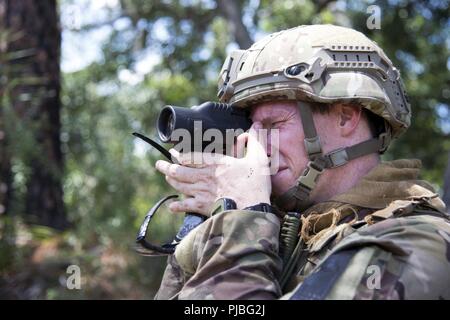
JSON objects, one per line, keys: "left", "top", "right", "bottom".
{"left": 332, "top": 214, "right": 450, "bottom": 299}
{"left": 331, "top": 208, "right": 450, "bottom": 253}
{"left": 356, "top": 214, "right": 450, "bottom": 256}
{"left": 285, "top": 213, "right": 450, "bottom": 300}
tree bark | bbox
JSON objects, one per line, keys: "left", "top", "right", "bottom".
{"left": 443, "top": 151, "right": 450, "bottom": 213}
{"left": 1, "top": 0, "right": 67, "bottom": 229}
{"left": 0, "top": 1, "right": 12, "bottom": 217}
{"left": 216, "top": 0, "right": 253, "bottom": 49}
{"left": 0, "top": 110, "right": 12, "bottom": 217}
{"left": 0, "top": 108, "right": 12, "bottom": 216}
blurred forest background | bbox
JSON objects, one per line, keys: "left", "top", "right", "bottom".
{"left": 0, "top": 0, "right": 449, "bottom": 299}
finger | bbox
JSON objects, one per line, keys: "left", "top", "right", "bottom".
{"left": 156, "top": 160, "right": 208, "bottom": 183}
{"left": 169, "top": 149, "right": 184, "bottom": 164}
{"left": 171, "top": 148, "right": 226, "bottom": 167}
{"left": 155, "top": 160, "right": 172, "bottom": 175}
{"left": 168, "top": 148, "right": 181, "bottom": 165}
{"left": 247, "top": 122, "right": 268, "bottom": 159}
{"left": 166, "top": 176, "right": 206, "bottom": 196}
{"left": 169, "top": 149, "right": 208, "bottom": 168}
{"left": 233, "top": 132, "right": 249, "bottom": 159}
{"left": 168, "top": 197, "right": 208, "bottom": 216}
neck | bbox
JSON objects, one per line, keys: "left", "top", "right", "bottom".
{"left": 310, "top": 153, "right": 380, "bottom": 203}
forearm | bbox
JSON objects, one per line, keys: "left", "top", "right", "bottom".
{"left": 174, "top": 209, "right": 283, "bottom": 300}
{"left": 154, "top": 255, "right": 185, "bottom": 300}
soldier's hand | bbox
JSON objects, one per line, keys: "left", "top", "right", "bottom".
{"left": 155, "top": 122, "right": 272, "bottom": 216}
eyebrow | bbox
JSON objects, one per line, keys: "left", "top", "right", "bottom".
{"left": 253, "top": 109, "right": 290, "bottom": 123}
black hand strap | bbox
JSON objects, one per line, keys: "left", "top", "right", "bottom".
{"left": 133, "top": 132, "right": 175, "bottom": 163}
{"left": 133, "top": 132, "right": 205, "bottom": 256}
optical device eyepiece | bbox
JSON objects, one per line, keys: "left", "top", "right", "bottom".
{"left": 157, "top": 106, "right": 176, "bottom": 143}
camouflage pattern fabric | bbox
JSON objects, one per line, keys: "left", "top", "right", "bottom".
{"left": 156, "top": 209, "right": 282, "bottom": 300}
{"left": 155, "top": 159, "right": 450, "bottom": 300}
{"left": 218, "top": 25, "right": 411, "bottom": 140}
{"left": 282, "top": 214, "right": 450, "bottom": 300}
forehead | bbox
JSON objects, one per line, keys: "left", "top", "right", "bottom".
{"left": 250, "top": 100, "right": 299, "bottom": 120}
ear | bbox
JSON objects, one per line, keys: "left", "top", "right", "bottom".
{"left": 335, "top": 104, "right": 362, "bottom": 137}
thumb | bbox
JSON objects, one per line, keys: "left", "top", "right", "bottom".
{"left": 247, "top": 122, "right": 268, "bottom": 160}
{"left": 233, "top": 132, "right": 249, "bottom": 159}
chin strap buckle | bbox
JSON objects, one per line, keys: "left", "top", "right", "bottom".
{"left": 297, "top": 159, "right": 325, "bottom": 191}
{"left": 379, "top": 132, "right": 390, "bottom": 153}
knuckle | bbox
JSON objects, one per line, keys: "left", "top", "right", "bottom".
{"left": 181, "top": 185, "right": 191, "bottom": 195}
{"left": 178, "top": 201, "right": 187, "bottom": 211}
{"left": 169, "top": 202, "right": 179, "bottom": 212}
{"left": 180, "top": 154, "right": 193, "bottom": 165}
{"left": 181, "top": 158, "right": 191, "bottom": 166}
{"left": 197, "top": 183, "right": 208, "bottom": 192}
{"left": 198, "top": 173, "right": 208, "bottom": 183}
{"left": 168, "top": 164, "right": 180, "bottom": 176}
{"left": 166, "top": 176, "right": 176, "bottom": 186}
{"left": 202, "top": 174, "right": 214, "bottom": 185}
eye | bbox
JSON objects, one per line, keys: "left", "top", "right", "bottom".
{"left": 271, "top": 121, "right": 284, "bottom": 129}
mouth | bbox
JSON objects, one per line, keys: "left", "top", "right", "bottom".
{"left": 276, "top": 167, "right": 288, "bottom": 174}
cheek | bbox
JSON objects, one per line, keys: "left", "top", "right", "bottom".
{"left": 278, "top": 126, "right": 306, "bottom": 167}
{"left": 313, "top": 115, "right": 339, "bottom": 154}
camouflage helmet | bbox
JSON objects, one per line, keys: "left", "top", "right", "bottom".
{"left": 217, "top": 24, "right": 411, "bottom": 141}
{"left": 217, "top": 25, "right": 412, "bottom": 212}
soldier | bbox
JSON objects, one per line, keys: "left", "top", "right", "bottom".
{"left": 154, "top": 25, "right": 450, "bottom": 300}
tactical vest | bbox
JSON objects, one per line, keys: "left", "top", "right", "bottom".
{"left": 279, "top": 196, "right": 450, "bottom": 295}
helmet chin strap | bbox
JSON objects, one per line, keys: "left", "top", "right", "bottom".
{"left": 274, "top": 102, "right": 390, "bottom": 212}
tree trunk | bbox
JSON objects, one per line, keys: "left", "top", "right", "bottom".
{"left": 1, "top": 0, "right": 67, "bottom": 229}
{"left": 0, "top": 111, "right": 12, "bottom": 217}
{"left": 0, "top": 111, "right": 12, "bottom": 216}
{"left": 216, "top": 0, "right": 253, "bottom": 49}
{"left": 0, "top": 1, "right": 13, "bottom": 217}
{"left": 443, "top": 151, "right": 450, "bottom": 213}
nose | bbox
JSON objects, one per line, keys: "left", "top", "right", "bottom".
{"left": 268, "top": 127, "right": 281, "bottom": 155}
{"left": 267, "top": 129, "right": 274, "bottom": 157}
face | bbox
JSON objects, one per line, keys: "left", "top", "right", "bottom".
{"left": 250, "top": 100, "right": 309, "bottom": 197}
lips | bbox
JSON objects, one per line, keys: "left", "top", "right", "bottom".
{"left": 276, "top": 167, "right": 288, "bottom": 174}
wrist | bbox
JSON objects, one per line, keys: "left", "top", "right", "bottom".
{"left": 237, "top": 197, "right": 271, "bottom": 210}
{"left": 211, "top": 195, "right": 271, "bottom": 216}
{"left": 210, "top": 197, "right": 237, "bottom": 216}
{"left": 242, "top": 202, "right": 277, "bottom": 215}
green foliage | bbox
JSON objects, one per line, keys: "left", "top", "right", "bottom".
{"left": 258, "top": 0, "right": 319, "bottom": 30}
{"left": 347, "top": 1, "right": 450, "bottom": 185}
{"left": 0, "top": 29, "right": 56, "bottom": 274}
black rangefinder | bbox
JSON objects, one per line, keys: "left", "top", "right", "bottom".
{"left": 157, "top": 101, "right": 252, "bottom": 153}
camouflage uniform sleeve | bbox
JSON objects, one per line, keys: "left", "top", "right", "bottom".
{"left": 283, "top": 215, "right": 450, "bottom": 300}
{"left": 154, "top": 255, "right": 185, "bottom": 300}
{"left": 157, "top": 209, "right": 283, "bottom": 300}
